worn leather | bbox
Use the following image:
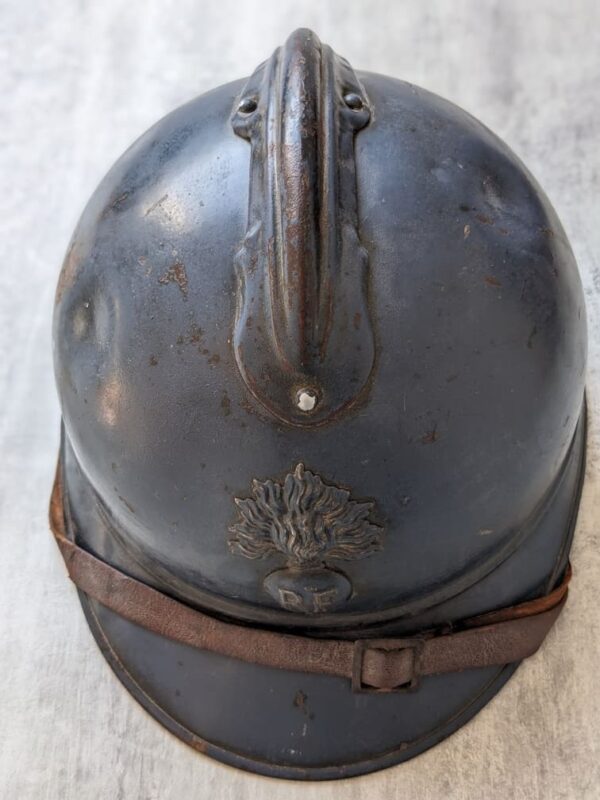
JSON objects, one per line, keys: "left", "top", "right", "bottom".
{"left": 50, "top": 468, "right": 569, "bottom": 692}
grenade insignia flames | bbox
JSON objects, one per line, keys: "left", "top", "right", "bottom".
{"left": 229, "top": 463, "right": 384, "bottom": 612}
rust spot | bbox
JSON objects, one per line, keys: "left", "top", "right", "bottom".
{"left": 246, "top": 315, "right": 253, "bottom": 329}
{"left": 149, "top": 355, "right": 158, "bottom": 366}
{"left": 190, "top": 735, "right": 209, "bottom": 755}
{"left": 158, "top": 261, "right": 189, "bottom": 298}
{"left": 353, "top": 311, "right": 361, "bottom": 330}
{"left": 177, "top": 324, "right": 203, "bottom": 347}
{"left": 293, "top": 690, "right": 308, "bottom": 712}
{"left": 540, "top": 226, "right": 555, "bottom": 238}
{"left": 208, "top": 354, "right": 220, "bottom": 365}
{"left": 240, "top": 397, "right": 256, "bottom": 416}
{"left": 484, "top": 275, "right": 502, "bottom": 288}
{"left": 421, "top": 426, "right": 439, "bottom": 445}
{"left": 293, "top": 690, "right": 314, "bottom": 718}
{"left": 189, "top": 324, "right": 202, "bottom": 343}
{"left": 221, "top": 391, "right": 231, "bottom": 416}
{"left": 475, "top": 213, "right": 493, "bottom": 225}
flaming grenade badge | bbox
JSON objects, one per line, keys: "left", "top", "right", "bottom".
{"left": 229, "top": 464, "right": 384, "bottom": 613}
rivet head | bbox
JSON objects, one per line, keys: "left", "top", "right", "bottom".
{"left": 344, "top": 92, "right": 363, "bottom": 111}
{"left": 238, "top": 97, "right": 257, "bottom": 114}
{"left": 296, "top": 388, "right": 318, "bottom": 413}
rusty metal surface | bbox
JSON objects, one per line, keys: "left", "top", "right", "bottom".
{"left": 48, "top": 19, "right": 590, "bottom": 778}
{"left": 52, "top": 54, "right": 586, "bottom": 634}
{"left": 2, "top": 2, "right": 600, "bottom": 798}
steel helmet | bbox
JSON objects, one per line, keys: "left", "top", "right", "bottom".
{"left": 51, "top": 28, "right": 587, "bottom": 779}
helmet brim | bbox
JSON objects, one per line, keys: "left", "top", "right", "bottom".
{"left": 55, "top": 410, "right": 585, "bottom": 780}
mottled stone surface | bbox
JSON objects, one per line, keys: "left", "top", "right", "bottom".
{"left": 1, "top": 1, "right": 599, "bottom": 797}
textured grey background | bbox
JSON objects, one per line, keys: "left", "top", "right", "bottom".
{"left": 1, "top": 1, "right": 599, "bottom": 798}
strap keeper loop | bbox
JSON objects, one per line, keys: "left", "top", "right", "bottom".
{"left": 352, "top": 638, "right": 425, "bottom": 693}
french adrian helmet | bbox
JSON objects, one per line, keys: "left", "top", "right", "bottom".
{"left": 51, "top": 29, "right": 587, "bottom": 779}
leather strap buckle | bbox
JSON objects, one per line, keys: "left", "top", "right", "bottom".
{"left": 352, "top": 637, "right": 424, "bottom": 693}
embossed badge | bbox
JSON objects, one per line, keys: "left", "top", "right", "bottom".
{"left": 228, "top": 464, "right": 384, "bottom": 613}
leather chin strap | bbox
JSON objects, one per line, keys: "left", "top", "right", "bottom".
{"left": 50, "top": 470, "right": 570, "bottom": 693}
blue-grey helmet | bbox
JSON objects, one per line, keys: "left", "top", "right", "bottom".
{"left": 51, "top": 29, "right": 586, "bottom": 779}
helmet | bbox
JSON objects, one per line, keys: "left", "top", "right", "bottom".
{"left": 51, "top": 28, "right": 586, "bottom": 779}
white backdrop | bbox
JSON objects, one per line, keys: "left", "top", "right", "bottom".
{"left": 1, "top": 1, "right": 599, "bottom": 798}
